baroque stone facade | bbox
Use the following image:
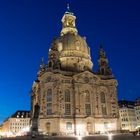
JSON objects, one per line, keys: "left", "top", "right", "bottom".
{"left": 31, "top": 6, "right": 120, "bottom": 135}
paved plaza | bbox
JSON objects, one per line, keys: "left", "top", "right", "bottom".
{"left": 0, "top": 134, "right": 140, "bottom": 140}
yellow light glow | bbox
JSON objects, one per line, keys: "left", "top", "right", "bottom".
{"left": 76, "top": 136, "right": 83, "bottom": 140}
{"left": 95, "top": 123, "right": 105, "bottom": 133}
{"left": 107, "top": 133, "right": 113, "bottom": 140}
{"left": 95, "top": 122, "right": 116, "bottom": 134}
{"left": 76, "top": 124, "right": 85, "bottom": 136}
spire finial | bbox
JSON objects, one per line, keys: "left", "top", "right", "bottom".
{"left": 40, "top": 57, "right": 45, "bottom": 66}
{"left": 67, "top": 3, "right": 70, "bottom": 11}
{"left": 65, "top": 3, "right": 74, "bottom": 15}
{"left": 41, "top": 57, "right": 44, "bottom": 63}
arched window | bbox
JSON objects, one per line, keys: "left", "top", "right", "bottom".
{"left": 65, "top": 89, "right": 70, "bottom": 102}
{"left": 66, "top": 122, "right": 72, "bottom": 130}
{"left": 85, "top": 91, "right": 91, "bottom": 115}
{"left": 85, "top": 104, "right": 91, "bottom": 115}
{"left": 102, "top": 105, "right": 107, "bottom": 115}
{"left": 101, "top": 92, "right": 105, "bottom": 103}
{"left": 85, "top": 91, "right": 90, "bottom": 102}
{"left": 47, "top": 89, "right": 52, "bottom": 115}
{"left": 47, "top": 89, "right": 52, "bottom": 102}
{"left": 49, "top": 61, "right": 53, "bottom": 67}
{"left": 47, "top": 103, "right": 52, "bottom": 115}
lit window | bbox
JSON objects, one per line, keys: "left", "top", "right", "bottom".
{"left": 104, "top": 122, "right": 109, "bottom": 129}
{"left": 66, "top": 122, "right": 72, "bottom": 130}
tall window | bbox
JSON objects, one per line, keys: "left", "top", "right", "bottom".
{"left": 65, "top": 104, "right": 71, "bottom": 115}
{"left": 65, "top": 89, "right": 71, "bottom": 115}
{"left": 102, "top": 106, "right": 107, "bottom": 115}
{"left": 65, "top": 90, "right": 70, "bottom": 102}
{"left": 85, "top": 104, "right": 91, "bottom": 115}
{"left": 47, "top": 89, "right": 52, "bottom": 102}
{"left": 101, "top": 92, "right": 106, "bottom": 103}
{"left": 47, "top": 104, "right": 52, "bottom": 115}
{"left": 47, "top": 89, "right": 52, "bottom": 115}
{"left": 85, "top": 92, "right": 90, "bottom": 102}
{"left": 85, "top": 91, "right": 91, "bottom": 115}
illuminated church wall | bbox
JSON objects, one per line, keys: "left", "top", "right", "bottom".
{"left": 31, "top": 5, "right": 120, "bottom": 135}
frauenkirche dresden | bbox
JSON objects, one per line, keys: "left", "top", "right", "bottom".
{"left": 31, "top": 5, "right": 120, "bottom": 136}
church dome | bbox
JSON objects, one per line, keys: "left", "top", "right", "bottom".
{"left": 53, "top": 32, "right": 93, "bottom": 72}
{"left": 59, "top": 33, "right": 89, "bottom": 54}
{"left": 48, "top": 7, "right": 93, "bottom": 72}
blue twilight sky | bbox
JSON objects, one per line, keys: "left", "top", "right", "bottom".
{"left": 0, "top": 0, "right": 140, "bottom": 123}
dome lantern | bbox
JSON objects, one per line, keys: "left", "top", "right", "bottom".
{"left": 61, "top": 4, "right": 78, "bottom": 36}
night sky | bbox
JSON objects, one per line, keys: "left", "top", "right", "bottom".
{"left": 0, "top": 0, "right": 140, "bottom": 123}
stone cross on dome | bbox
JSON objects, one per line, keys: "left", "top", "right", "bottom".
{"left": 65, "top": 3, "right": 73, "bottom": 15}
{"left": 67, "top": 3, "right": 70, "bottom": 11}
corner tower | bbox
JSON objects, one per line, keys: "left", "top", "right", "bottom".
{"left": 97, "top": 45, "right": 114, "bottom": 79}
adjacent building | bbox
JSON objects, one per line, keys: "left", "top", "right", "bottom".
{"left": 135, "top": 97, "right": 140, "bottom": 129}
{"left": 118, "top": 100, "right": 137, "bottom": 132}
{"left": 0, "top": 124, "right": 2, "bottom": 137}
{"left": 31, "top": 5, "right": 120, "bottom": 135}
{"left": 1, "top": 110, "right": 30, "bottom": 137}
